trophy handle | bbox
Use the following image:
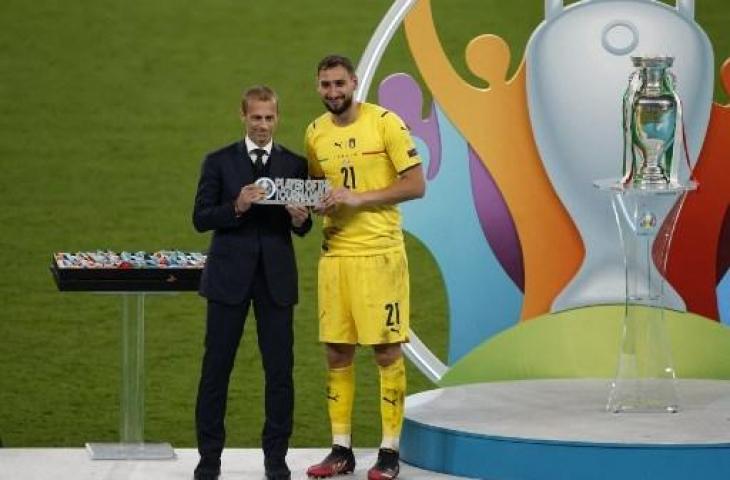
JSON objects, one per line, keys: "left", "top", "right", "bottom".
{"left": 676, "top": 0, "right": 695, "bottom": 19}
{"left": 542, "top": 0, "right": 694, "bottom": 21}
{"left": 545, "top": 0, "right": 563, "bottom": 20}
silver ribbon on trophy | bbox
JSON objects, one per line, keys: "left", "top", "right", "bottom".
{"left": 254, "top": 177, "right": 331, "bottom": 206}
{"left": 621, "top": 56, "right": 691, "bottom": 187}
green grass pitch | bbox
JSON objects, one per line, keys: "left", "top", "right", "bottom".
{"left": 0, "top": 0, "right": 728, "bottom": 448}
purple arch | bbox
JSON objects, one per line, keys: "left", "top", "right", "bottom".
{"left": 378, "top": 72, "right": 524, "bottom": 292}
{"left": 469, "top": 146, "right": 525, "bottom": 291}
{"left": 717, "top": 206, "right": 730, "bottom": 285}
{"left": 378, "top": 73, "right": 441, "bottom": 180}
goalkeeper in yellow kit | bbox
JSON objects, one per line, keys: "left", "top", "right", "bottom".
{"left": 304, "top": 55, "right": 425, "bottom": 480}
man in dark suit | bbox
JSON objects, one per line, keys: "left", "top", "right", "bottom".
{"left": 192, "top": 85, "right": 311, "bottom": 480}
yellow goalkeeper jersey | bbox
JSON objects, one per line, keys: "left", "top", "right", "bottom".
{"left": 305, "top": 102, "right": 421, "bottom": 256}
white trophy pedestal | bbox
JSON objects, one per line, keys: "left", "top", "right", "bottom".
{"left": 87, "top": 293, "right": 175, "bottom": 459}
{"left": 595, "top": 179, "right": 696, "bottom": 413}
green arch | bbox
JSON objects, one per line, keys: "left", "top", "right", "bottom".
{"left": 440, "top": 305, "right": 730, "bottom": 386}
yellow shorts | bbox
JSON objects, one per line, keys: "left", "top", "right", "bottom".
{"left": 318, "top": 250, "right": 410, "bottom": 345}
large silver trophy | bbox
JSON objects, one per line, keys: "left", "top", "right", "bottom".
{"left": 622, "top": 56, "right": 682, "bottom": 187}
{"left": 596, "top": 55, "right": 696, "bottom": 413}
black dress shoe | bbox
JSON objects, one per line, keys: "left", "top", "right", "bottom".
{"left": 193, "top": 472, "right": 219, "bottom": 480}
{"left": 193, "top": 456, "right": 221, "bottom": 480}
{"left": 265, "top": 458, "right": 291, "bottom": 480}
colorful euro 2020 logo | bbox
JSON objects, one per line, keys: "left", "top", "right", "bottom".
{"left": 357, "top": 0, "right": 730, "bottom": 385}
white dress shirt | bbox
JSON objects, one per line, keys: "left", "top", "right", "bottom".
{"left": 244, "top": 136, "right": 272, "bottom": 166}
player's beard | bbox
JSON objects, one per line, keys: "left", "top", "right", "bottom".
{"left": 323, "top": 94, "right": 353, "bottom": 115}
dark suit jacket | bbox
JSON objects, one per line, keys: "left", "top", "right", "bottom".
{"left": 193, "top": 141, "right": 311, "bottom": 306}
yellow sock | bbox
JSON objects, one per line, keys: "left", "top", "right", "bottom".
{"left": 327, "top": 364, "right": 355, "bottom": 448}
{"left": 379, "top": 356, "right": 406, "bottom": 450}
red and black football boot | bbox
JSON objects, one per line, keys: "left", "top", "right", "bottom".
{"left": 367, "top": 448, "right": 399, "bottom": 480}
{"left": 306, "top": 445, "right": 356, "bottom": 478}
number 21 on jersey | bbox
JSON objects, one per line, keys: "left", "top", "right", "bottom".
{"left": 340, "top": 165, "right": 356, "bottom": 189}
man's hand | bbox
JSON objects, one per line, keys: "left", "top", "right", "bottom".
{"left": 234, "top": 184, "right": 265, "bottom": 215}
{"left": 285, "top": 204, "right": 309, "bottom": 227}
{"left": 330, "top": 187, "right": 364, "bottom": 208}
{"left": 314, "top": 187, "right": 363, "bottom": 215}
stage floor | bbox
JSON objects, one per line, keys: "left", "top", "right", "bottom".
{"left": 401, "top": 378, "right": 730, "bottom": 479}
{"left": 406, "top": 378, "right": 730, "bottom": 443}
{"left": 6, "top": 380, "right": 730, "bottom": 479}
{"left": 0, "top": 447, "right": 467, "bottom": 479}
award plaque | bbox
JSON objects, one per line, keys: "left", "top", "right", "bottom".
{"left": 254, "top": 178, "right": 330, "bottom": 206}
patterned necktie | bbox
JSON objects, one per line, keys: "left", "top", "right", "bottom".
{"left": 252, "top": 148, "right": 266, "bottom": 176}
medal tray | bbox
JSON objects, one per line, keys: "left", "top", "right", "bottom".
{"left": 50, "top": 259, "right": 203, "bottom": 292}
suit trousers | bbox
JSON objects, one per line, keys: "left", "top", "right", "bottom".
{"left": 195, "top": 259, "right": 294, "bottom": 462}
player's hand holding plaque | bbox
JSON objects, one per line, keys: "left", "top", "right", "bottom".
{"left": 253, "top": 177, "right": 330, "bottom": 206}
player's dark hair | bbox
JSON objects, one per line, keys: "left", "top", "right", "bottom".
{"left": 317, "top": 54, "right": 356, "bottom": 75}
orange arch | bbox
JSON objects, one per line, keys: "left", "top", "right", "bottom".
{"left": 404, "top": 0, "right": 584, "bottom": 320}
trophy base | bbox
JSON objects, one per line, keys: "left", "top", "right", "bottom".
{"left": 609, "top": 403, "right": 679, "bottom": 414}
{"left": 85, "top": 442, "right": 175, "bottom": 460}
{"left": 636, "top": 179, "right": 670, "bottom": 188}
{"left": 593, "top": 178, "right": 697, "bottom": 194}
